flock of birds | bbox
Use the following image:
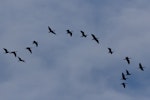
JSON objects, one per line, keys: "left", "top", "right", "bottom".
{"left": 3, "top": 40, "right": 38, "bottom": 62}
{"left": 121, "top": 57, "right": 145, "bottom": 88}
{"left": 3, "top": 26, "right": 145, "bottom": 88}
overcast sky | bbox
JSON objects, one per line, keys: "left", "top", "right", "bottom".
{"left": 0, "top": 0, "right": 150, "bottom": 100}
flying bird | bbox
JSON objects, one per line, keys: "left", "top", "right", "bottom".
{"left": 139, "top": 63, "right": 144, "bottom": 71}
{"left": 80, "top": 30, "right": 87, "bottom": 37}
{"left": 108, "top": 48, "right": 113, "bottom": 54}
{"left": 33, "top": 40, "right": 38, "bottom": 47}
{"left": 18, "top": 57, "right": 25, "bottom": 62}
{"left": 126, "top": 69, "right": 131, "bottom": 75}
{"left": 66, "top": 30, "right": 72, "bottom": 37}
{"left": 26, "top": 47, "right": 32, "bottom": 54}
{"left": 121, "top": 82, "right": 127, "bottom": 88}
{"left": 48, "top": 26, "right": 56, "bottom": 35}
{"left": 121, "top": 73, "right": 127, "bottom": 80}
{"left": 3, "top": 48, "right": 9, "bottom": 53}
{"left": 10, "top": 51, "right": 17, "bottom": 57}
{"left": 124, "top": 57, "right": 131, "bottom": 64}
{"left": 91, "top": 34, "right": 99, "bottom": 44}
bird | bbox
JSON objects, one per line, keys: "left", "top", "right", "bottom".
{"left": 10, "top": 51, "right": 17, "bottom": 57}
{"left": 80, "top": 30, "right": 87, "bottom": 37}
{"left": 139, "top": 63, "right": 144, "bottom": 71}
{"left": 126, "top": 69, "right": 131, "bottom": 75}
{"left": 121, "top": 73, "right": 127, "bottom": 80}
{"left": 26, "top": 47, "right": 32, "bottom": 54}
{"left": 48, "top": 26, "right": 56, "bottom": 35}
{"left": 91, "top": 34, "right": 99, "bottom": 44}
{"left": 18, "top": 57, "right": 25, "bottom": 62}
{"left": 3, "top": 48, "right": 9, "bottom": 53}
{"left": 121, "top": 82, "right": 127, "bottom": 88}
{"left": 124, "top": 57, "right": 131, "bottom": 64}
{"left": 66, "top": 30, "right": 72, "bottom": 37}
{"left": 108, "top": 48, "right": 113, "bottom": 54}
{"left": 33, "top": 40, "right": 38, "bottom": 47}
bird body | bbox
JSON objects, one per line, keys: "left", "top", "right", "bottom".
{"left": 126, "top": 69, "right": 131, "bottom": 75}
{"left": 26, "top": 47, "right": 32, "bottom": 54}
{"left": 139, "top": 63, "right": 144, "bottom": 71}
{"left": 18, "top": 57, "right": 25, "bottom": 62}
{"left": 3, "top": 48, "right": 9, "bottom": 53}
{"left": 124, "top": 57, "right": 130, "bottom": 64}
{"left": 108, "top": 48, "right": 113, "bottom": 54}
{"left": 121, "top": 73, "right": 127, "bottom": 80}
{"left": 33, "top": 41, "right": 38, "bottom": 47}
{"left": 91, "top": 34, "right": 99, "bottom": 44}
{"left": 80, "top": 31, "right": 87, "bottom": 37}
{"left": 121, "top": 82, "right": 127, "bottom": 88}
{"left": 10, "top": 51, "right": 17, "bottom": 57}
{"left": 66, "top": 30, "right": 72, "bottom": 37}
{"left": 48, "top": 26, "right": 56, "bottom": 35}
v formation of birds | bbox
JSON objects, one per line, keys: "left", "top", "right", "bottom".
{"left": 3, "top": 26, "right": 146, "bottom": 89}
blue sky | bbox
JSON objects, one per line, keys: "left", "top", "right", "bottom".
{"left": 0, "top": 0, "right": 150, "bottom": 100}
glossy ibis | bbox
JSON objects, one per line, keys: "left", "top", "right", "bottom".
{"left": 26, "top": 47, "right": 32, "bottom": 54}
{"left": 139, "top": 63, "right": 144, "bottom": 71}
{"left": 48, "top": 26, "right": 56, "bottom": 35}
{"left": 91, "top": 34, "right": 99, "bottom": 44}
{"left": 108, "top": 48, "right": 113, "bottom": 54}
{"left": 80, "top": 31, "right": 87, "bottom": 37}
{"left": 33, "top": 40, "right": 38, "bottom": 47}
{"left": 10, "top": 51, "right": 17, "bottom": 57}
{"left": 126, "top": 69, "right": 131, "bottom": 75}
{"left": 121, "top": 82, "right": 127, "bottom": 88}
{"left": 66, "top": 30, "right": 72, "bottom": 37}
{"left": 124, "top": 57, "right": 130, "bottom": 64}
{"left": 18, "top": 57, "right": 25, "bottom": 62}
{"left": 3, "top": 48, "right": 9, "bottom": 53}
{"left": 121, "top": 73, "right": 127, "bottom": 80}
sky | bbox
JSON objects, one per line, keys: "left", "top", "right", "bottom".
{"left": 0, "top": 0, "right": 150, "bottom": 100}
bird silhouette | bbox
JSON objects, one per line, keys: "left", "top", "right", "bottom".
{"left": 139, "top": 63, "right": 144, "bottom": 71}
{"left": 121, "top": 73, "right": 127, "bottom": 80}
{"left": 124, "top": 57, "right": 130, "bottom": 64}
{"left": 121, "top": 82, "right": 127, "bottom": 88}
{"left": 48, "top": 26, "right": 56, "bottom": 35}
{"left": 26, "top": 47, "right": 32, "bottom": 54}
{"left": 80, "top": 31, "right": 87, "bottom": 37}
{"left": 3, "top": 48, "right": 9, "bottom": 53}
{"left": 91, "top": 34, "right": 99, "bottom": 44}
{"left": 10, "top": 51, "right": 17, "bottom": 57}
{"left": 33, "top": 40, "right": 38, "bottom": 47}
{"left": 18, "top": 57, "right": 25, "bottom": 62}
{"left": 108, "top": 48, "right": 113, "bottom": 54}
{"left": 126, "top": 69, "right": 131, "bottom": 75}
{"left": 66, "top": 30, "right": 72, "bottom": 37}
